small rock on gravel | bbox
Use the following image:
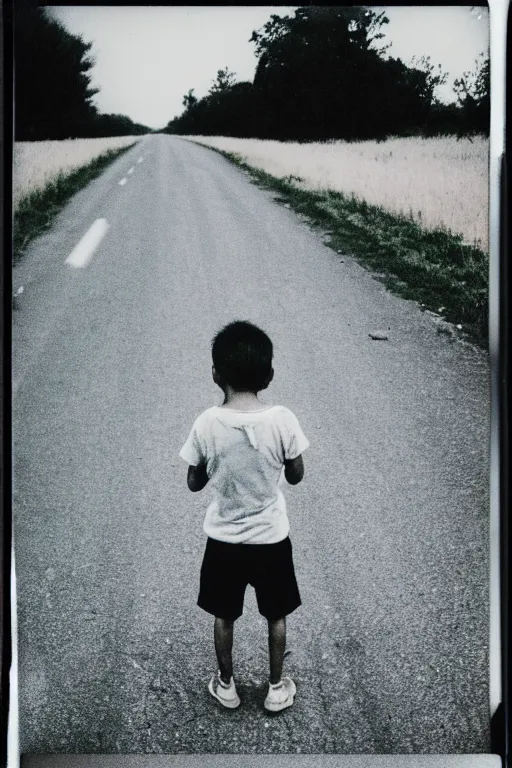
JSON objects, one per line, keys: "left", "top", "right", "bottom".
{"left": 369, "top": 331, "right": 389, "bottom": 340}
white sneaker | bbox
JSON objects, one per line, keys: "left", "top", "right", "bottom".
{"left": 208, "top": 671, "right": 241, "bottom": 709}
{"left": 264, "top": 676, "right": 296, "bottom": 712}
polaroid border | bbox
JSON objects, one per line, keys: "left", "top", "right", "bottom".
{"left": 2, "top": 0, "right": 509, "bottom": 766}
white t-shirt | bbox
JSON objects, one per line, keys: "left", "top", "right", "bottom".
{"left": 179, "top": 405, "right": 309, "bottom": 544}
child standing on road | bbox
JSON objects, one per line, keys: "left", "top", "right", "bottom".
{"left": 179, "top": 320, "right": 309, "bottom": 712}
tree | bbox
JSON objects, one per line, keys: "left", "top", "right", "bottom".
{"left": 182, "top": 89, "right": 198, "bottom": 111}
{"left": 409, "top": 56, "right": 449, "bottom": 106}
{"left": 255, "top": 8, "right": 368, "bottom": 139}
{"left": 14, "top": 6, "right": 100, "bottom": 139}
{"left": 453, "top": 53, "right": 490, "bottom": 135}
{"left": 165, "top": 5, "right": 457, "bottom": 141}
{"left": 250, "top": 7, "right": 390, "bottom": 61}
{"left": 209, "top": 68, "right": 237, "bottom": 95}
{"left": 90, "top": 113, "right": 150, "bottom": 137}
{"left": 381, "top": 55, "right": 449, "bottom": 135}
{"left": 249, "top": 5, "right": 444, "bottom": 141}
{"left": 167, "top": 80, "right": 262, "bottom": 138}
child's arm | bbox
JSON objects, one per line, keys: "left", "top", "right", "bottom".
{"left": 281, "top": 408, "right": 309, "bottom": 485}
{"left": 284, "top": 454, "right": 304, "bottom": 485}
{"left": 180, "top": 414, "right": 209, "bottom": 491}
{"left": 187, "top": 462, "right": 209, "bottom": 492}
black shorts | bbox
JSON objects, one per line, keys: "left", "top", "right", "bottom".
{"left": 197, "top": 536, "right": 301, "bottom": 621}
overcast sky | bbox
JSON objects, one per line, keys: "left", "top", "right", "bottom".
{"left": 47, "top": 6, "right": 489, "bottom": 130}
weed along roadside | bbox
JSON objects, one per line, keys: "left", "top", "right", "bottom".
{"left": 210, "top": 147, "right": 488, "bottom": 349}
{"left": 12, "top": 144, "right": 137, "bottom": 266}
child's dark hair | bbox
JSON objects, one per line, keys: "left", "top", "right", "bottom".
{"left": 212, "top": 321, "right": 273, "bottom": 392}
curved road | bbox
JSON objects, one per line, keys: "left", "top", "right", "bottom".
{"left": 12, "top": 134, "right": 490, "bottom": 754}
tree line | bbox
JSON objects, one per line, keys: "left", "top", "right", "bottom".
{"left": 14, "top": 5, "right": 150, "bottom": 141}
{"left": 14, "top": 5, "right": 488, "bottom": 143}
{"left": 166, "top": 7, "right": 489, "bottom": 141}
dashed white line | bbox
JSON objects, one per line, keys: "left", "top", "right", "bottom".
{"left": 137, "top": 157, "right": 144, "bottom": 164}
{"left": 118, "top": 177, "right": 127, "bottom": 186}
{"left": 65, "top": 219, "right": 110, "bottom": 269}
{"left": 127, "top": 167, "right": 135, "bottom": 175}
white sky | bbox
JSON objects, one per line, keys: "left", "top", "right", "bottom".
{"left": 47, "top": 6, "right": 489, "bottom": 130}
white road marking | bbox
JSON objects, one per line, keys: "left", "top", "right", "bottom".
{"left": 65, "top": 219, "right": 110, "bottom": 269}
{"left": 118, "top": 177, "right": 127, "bottom": 186}
{"left": 127, "top": 167, "right": 134, "bottom": 175}
{"left": 137, "top": 157, "right": 144, "bottom": 163}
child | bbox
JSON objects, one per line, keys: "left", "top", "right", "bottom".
{"left": 179, "top": 320, "right": 309, "bottom": 712}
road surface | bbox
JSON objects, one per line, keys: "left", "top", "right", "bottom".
{"left": 12, "top": 134, "right": 490, "bottom": 754}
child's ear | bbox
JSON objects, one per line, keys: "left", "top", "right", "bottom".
{"left": 212, "top": 366, "right": 222, "bottom": 387}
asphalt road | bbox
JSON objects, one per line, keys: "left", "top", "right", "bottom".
{"left": 12, "top": 134, "right": 490, "bottom": 754}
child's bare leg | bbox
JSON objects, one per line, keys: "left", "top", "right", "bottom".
{"left": 268, "top": 617, "right": 286, "bottom": 684}
{"left": 214, "top": 617, "right": 234, "bottom": 684}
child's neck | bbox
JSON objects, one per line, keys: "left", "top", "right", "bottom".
{"left": 222, "top": 388, "right": 266, "bottom": 411}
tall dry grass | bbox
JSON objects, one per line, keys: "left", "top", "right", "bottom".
{"left": 13, "top": 136, "right": 143, "bottom": 210}
{"left": 184, "top": 135, "right": 489, "bottom": 252}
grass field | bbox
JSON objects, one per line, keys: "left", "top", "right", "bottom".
{"left": 183, "top": 136, "right": 489, "bottom": 347}
{"left": 13, "top": 136, "right": 143, "bottom": 211}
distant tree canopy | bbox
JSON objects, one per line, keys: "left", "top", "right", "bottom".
{"left": 166, "top": 6, "right": 489, "bottom": 141}
{"left": 15, "top": 6, "right": 150, "bottom": 140}
{"left": 454, "top": 53, "right": 490, "bottom": 136}
{"left": 88, "top": 113, "right": 150, "bottom": 138}
{"left": 167, "top": 65, "right": 264, "bottom": 138}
